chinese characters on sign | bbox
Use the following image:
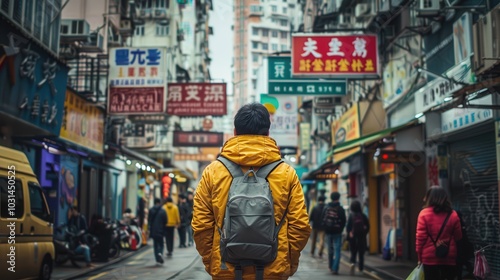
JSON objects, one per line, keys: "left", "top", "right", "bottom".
{"left": 173, "top": 131, "right": 224, "bottom": 147}
{"left": 267, "top": 56, "right": 346, "bottom": 95}
{"left": 108, "top": 47, "right": 167, "bottom": 115}
{"left": 291, "top": 34, "right": 379, "bottom": 78}
{"left": 167, "top": 83, "right": 227, "bottom": 116}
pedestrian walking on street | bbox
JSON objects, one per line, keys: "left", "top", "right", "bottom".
{"left": 309, "top": 195, "right": 326, "bottom": 258}
{"left": 177, "top": 194, "right": 190, "bottom": 248}
{"left": 148, "top": 198, "right": 167, "bottom": 265}
{"left": 163, "top": 196, "right": 180, "bottom": 257}
{"left": 346, "top": 200, "right": 370, "bottom": 275}
{"left": 416, "top": 186, "right": 462, "bottom": 280}
{"left": 192, "top": 103, "right": 311, "bottom": 279}
{"left": 186, "top": 191, "right": 194, "bottom": 247}
{"left": 322, "top": 191, "right": 346, "bottom": 275}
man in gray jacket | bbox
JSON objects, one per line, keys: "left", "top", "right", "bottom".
{"left": 148, "top": 198, "right": 167, "bottom": 265}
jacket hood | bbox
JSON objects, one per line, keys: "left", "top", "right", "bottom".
{"left": 219, "top": 135, "right": 281, "bottom": 166}
{"left": 165, "top": 202, "right": 174, "bottom": 209}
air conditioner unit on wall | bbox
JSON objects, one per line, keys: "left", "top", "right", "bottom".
{"left": 473, "top": 6, "right": 500, "bottom": 75}
{"left": 417, "top": 0, "right": 441, "bottom": 17}
{"left": 355, "top": 3, "right": 370, "bottom": 18}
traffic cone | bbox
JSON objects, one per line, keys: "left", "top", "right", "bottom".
{"left": 130, "top": 233, "right": 137, "bottom": 251}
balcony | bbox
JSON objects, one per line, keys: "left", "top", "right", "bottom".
{"left": 60, "top": 19, "right": 91, "bottom": 42}
{"left": 249, "top": 5, "right": 264, "bottom": 17}
{"left": 153, "top": 8, "right": 169, "bottom": 19}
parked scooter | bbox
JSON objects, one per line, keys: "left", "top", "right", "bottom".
{"left": 117, "top": 219, "right": 142, "bottom": 250}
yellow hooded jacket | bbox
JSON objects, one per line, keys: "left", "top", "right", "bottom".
{"left": 192, "top": 135, "right": 311, "bottom": 279}
{"left": 163, "top": 202, "right": 180, "bottom": 227}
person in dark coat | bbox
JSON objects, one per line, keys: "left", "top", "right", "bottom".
{"left": 177, "top": 194, "right": 190, "bottom": 248}
{"left": 148, "top": 198, "right": 168, "bottom": 264}
{"left": 309, "top": 195, "right": 326, "bottom": 258}
{"left": 346, "top": 200, "right": 370, "bottom": 275}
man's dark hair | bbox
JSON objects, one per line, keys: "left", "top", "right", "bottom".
{"left": 166, "top": 197, "right": 173, "bottom": 203}
{"left": 154, "top": 198, "right": 161, "bottom": 204}
{"left": 234, "top": 103, "right": 271, "bottom": 136}
{"left": 350, "top": 200, "right": 362, "bottom": 213}
{"left": 318, "top": 195, "right": 326, "bottom": 202}
{"left": 331, "top": 192, "right": 341, "bottom": 201}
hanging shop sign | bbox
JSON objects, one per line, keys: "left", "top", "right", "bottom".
{"left": 60, "top": 89, "right": 104, "bottom": 154}
{"left": 260, "top": 94, "right": 299, "bottom": 148}
{"left": 291, "top": 34, "right": 379, "bottom": 78}
{"left": 166, "top": 83, "right": 227, "bottom": 116}
{"left": 0, "top": 33, "right": 69, "bottom": 136}
{"left": 267, "top": 56, "right": 346, "bottom": 95}
{"left": 173, "top": 131, "right": 224, "bottom": 147}
{"left": 415, "top": 57, "right": 475, "bottom": 114}
{"left": 441, "top": 95, "right": 493, "bottom": 133}
{"left": 108, "top": 47, "right": 167, "bottom": 115}
{"left": 331, "top": 103, "right": 361, "bottom": 146}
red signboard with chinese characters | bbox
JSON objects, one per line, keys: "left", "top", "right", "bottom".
{"left": 291, "top": 34, "right": 379, "bottom": 78}
{"left": 173, "top": 131, "right": 224, "bottom": 147}
{"left": 167, "top": 83, "right": 227, "bottom": 116}
{"left": 108, "top": 87, "right": 165, "bottom": 114}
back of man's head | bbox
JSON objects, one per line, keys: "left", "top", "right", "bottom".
{"left": 234, "top": 103, "right": 271, "bottom": 136}
{"left": 154, "top": 198, "right": 161, "bottom": 205}
{"left": 318, "top": 195, "right": 326, "bottom": 202}
{"left": 331, "top": 192, "right": 341, "bottom": 202}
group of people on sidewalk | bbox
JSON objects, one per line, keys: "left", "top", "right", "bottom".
{"left": 148, "top": 192, "right": 194, "bottom": 265}
{"left": 309, "top": 192, "right": 370, "bottom": 276}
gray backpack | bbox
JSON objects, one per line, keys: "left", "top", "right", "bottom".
{"left": 217, "top": 156, "right": 286, "bottom": 280}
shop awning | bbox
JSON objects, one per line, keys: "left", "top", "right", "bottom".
{"left": 328, "top": 121, "right": 418, "bottom": 164}
{"left": 120, "top": 146, "right": 163, "bottom": 169}
{"left": 302, "top": 161, "right": 338, "bottom": 181}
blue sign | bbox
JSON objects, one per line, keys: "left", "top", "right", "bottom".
{"left": 0, "top": 31, "right": 69, "bottom": 136}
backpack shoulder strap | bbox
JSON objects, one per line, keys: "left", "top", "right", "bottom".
{"left": 255, "top": 159, "right": 283, "bottom": 178}
{"left": 217, "top": 156, "right": 244, "bottom": 177}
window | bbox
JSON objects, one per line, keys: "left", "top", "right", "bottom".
{"left": 282, "top": 7, "right": 287, "bottom": 14}
{"left": 13, "top": 0, "right": 22, "bottom": 23}
{"left": 280, "top": 19, "right": 288, "bottom": 26}
{"left": 24, "top": 0, "right": 33, "bottom": 31}
{"left": 252, "top": 28, "right": 258, "bottom": 35}
{"left": 252, "top": 54, "right": 259, "bottom": 62}
{"left": 0, "top": 177, "right": 24, "bottom": 218}
{"left": 272, "top": 30, "right": 278, "bottom": 38}
{"left": 29, "top": 182, "right": 50, "bottom": 222}
{"left": 252, "top": 80, "right": 257, "bottom": 90}
{"left": 253, "top": 69, "right": 258, "bottom": 76}
{"left": 262, "top": 29, "right": 268, "bottom": 36}
{"left": 43, "top": 4, "right": 52, "bottom": 45}
{"left": 280, "top": 31, "right": 287, "bottom": 39}
{"left": 156, "top": 23, "right": 169, "bottom": 36}
{"left": 262, "top": 43, "right": 268, "bottom": 50}
{"left": 250, "top": 5, "right": 262, "bottom": 13}
{"left": 156, "top": 0, "right": 168, "bottom": 8}
{"left": 281, "top": 44, "right": 288, "bottom": 51}
{"left": 1, "top": 0, "right": 9, "bottom": 13}
{"left": 135, "top": 25, "right": 145, "bottom": 36}
{"left": 272, "top": 43, "right": 278, "bottom": 51}
{"left": 34, "top": 0, "right": 43, "bottom": 39}
{"left": 271, "top": 5, "right": 277, "bottom": 12}
{"left": 252, "top": 41, "right": 258, "bottom": 49}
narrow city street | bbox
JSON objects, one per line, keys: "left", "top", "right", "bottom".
{"left": 69, "top": 240, "right": 373, "bottom": 280}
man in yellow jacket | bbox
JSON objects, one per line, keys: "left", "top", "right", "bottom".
{"left": 192, "top": 103, "right": 311, "bottom": 279}
{"left": 163, "top": 197, "right": 180, "bottom": 256}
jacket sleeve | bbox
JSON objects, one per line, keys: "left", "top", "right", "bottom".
{"left": 192, "top": 165, "right": 216, "bottom": 269}
{"left": 452, "top": 211, "right": 462, "bottom": 242}
{"left": 286, "top": 170, "right": 312, "bottom": 275}
{"left": 415, "top": 210, "right": 427, "bottom": 261}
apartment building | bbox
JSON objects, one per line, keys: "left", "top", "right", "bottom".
{"left": 232, "top": 0, "right": 302, "bottom": 111}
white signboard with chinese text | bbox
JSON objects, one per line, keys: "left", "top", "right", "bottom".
{"left": 108, "top": 47, "right": 167, "bottom": 115}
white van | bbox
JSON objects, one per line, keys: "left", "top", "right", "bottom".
{"left": 0, "top": 145, "right": 54, "bottom": 280}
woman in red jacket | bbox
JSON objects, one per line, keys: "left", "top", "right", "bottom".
{"left": 416, "top": 186, "right": 462, "bottom": 280}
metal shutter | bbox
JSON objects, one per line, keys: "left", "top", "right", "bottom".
{"left": 449, "top": 131, "right": 499, "bottom": 278}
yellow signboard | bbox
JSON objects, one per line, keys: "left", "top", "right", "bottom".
{"left": 331, "top": 103, "right": 360, "bottom": 146}
{"left": 60, "top": 89, "right": 104, "bottom": 154}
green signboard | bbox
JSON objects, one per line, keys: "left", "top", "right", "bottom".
{"left": 268, "top": 56, "right": 347, "bottom": 95}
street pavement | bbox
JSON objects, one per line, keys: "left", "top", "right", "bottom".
{"left": 53, "top": 237, "right": 414, "bottom": 280}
